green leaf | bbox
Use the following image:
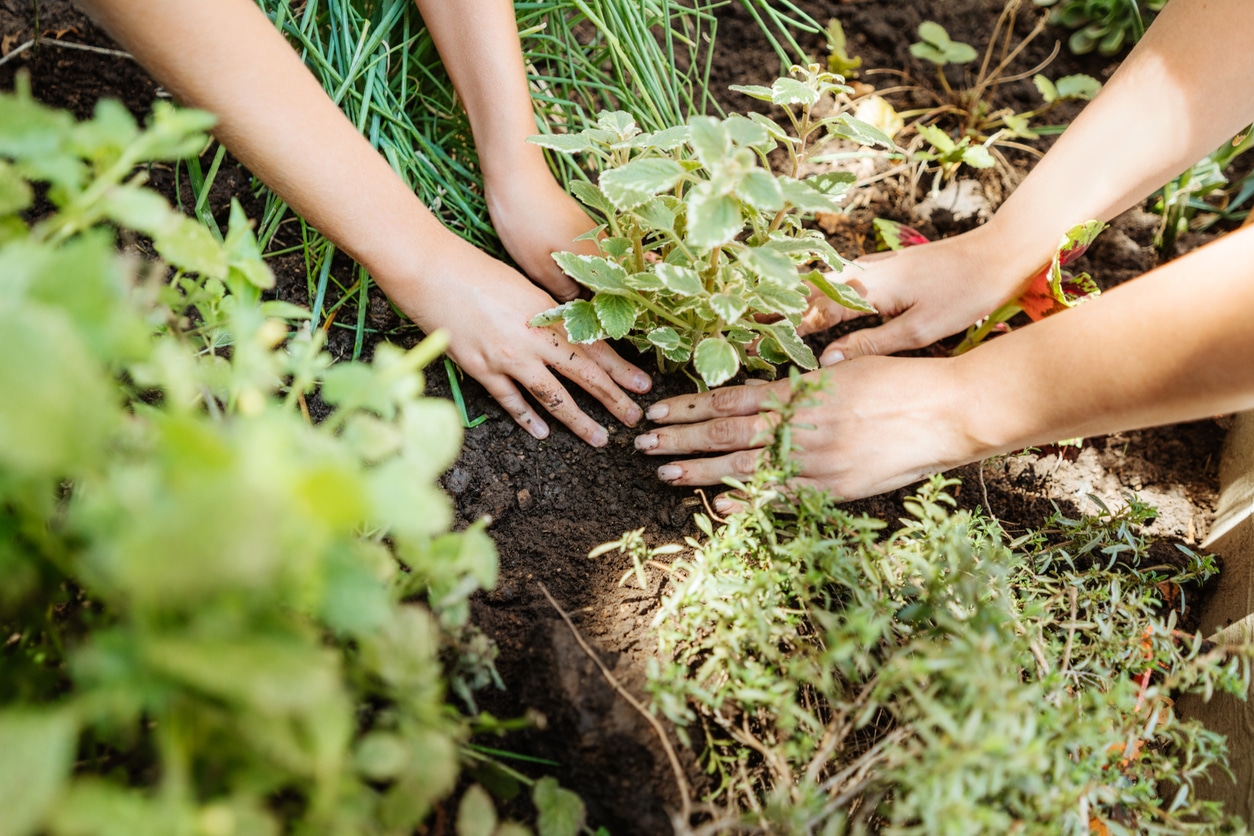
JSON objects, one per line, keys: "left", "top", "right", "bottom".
{"left": 0, "top": 160, "right": 33, "bottom": 215}
{"left": 709, "top": 292, "right": 748, "bottom": 323}
{"left": 534, "top": 778, "right": 586, "bottom": 836}
{"left": 624, "top": 271, "right": 667, "bottom": 292}
{"left": 355, "top": 731, "right": 411, "bottom": 781}
{"left": 686, "top": 185, "right": 742, "bottom": 248}
{"left": 736, "top": 169, "right": 784, "bottom": 212}
{"left": 0, "top": 710, "right": 77, "bottom": 836}
{"left": 457, "top": 786, "right": 498, "bottom": 836}
{"left": 153, "top": 215, "right": 229, "bottom": 278}
{"left": 778, "top": 177, "right": 845, "bottom": 214}
{"left": 527, "top": 133, "right": 593, "bottom": 153}
{"left": 142, "top": 637, "right": 342, "bottom": 714}
{"left": 828, "top": 115, "right": 896, "bottom": 150}
{"left": 762, "top": 323, "right": 818, "bottom": 369}
{"left": 569, "top": 180, "right": 615, "bottom": 219}
{"left": 561, "top": 299, "right": 606, "bottom": 344}
{"left": 529, "top": 304, "right": 569, "bottom": 328}
{"left": 654, "top": 263, "right": 704, "bottom": 296}
{"left": 962, "top": 144, "right": 996, "bottom": 169}
{"left": 917, "top": 123, "right": 956, "bottom": 154}
{"left": 753, "top": 281, "right": 808, "bottom": 317}
{"left": 596, "top": 110, "right": 637, "bottom": 137}
{"left": 552, "top": 252, "right": 630, "bottom": 294}
{"left": 632, "top": 124, "right": 690, "bottom": 151}
{"left": 747, "top": 111, "right": 789, "bottom": 142}
{"left": 917, "top": 21, "right": 952, "bottom": 49}
{"left": 594, "top": 293, "right": 637, "bottom": 339}
{"left": 688, "top": 116, "right": 731, "bottom": 166}
{"left": 805, "top": 171, "right": 857, "bottom": 197}
{"left": 805, "top": 269, "right": 876, "bottom": 313}
{"left": 646, "top": 326, "right": 681, "bottom": 350}
{"left": 727, "top": 84, "right": 775, "bottom": 102}
{"left": 693, "top": 337, "right": 740, "bottom": 387}
{"left": 599, "top": 158, "right": 685, "bottom": 211}
{"left": 771, "top": 77, "right": 820, "bottom": 107}
{"left": 739, "top": 246, "right": 797, "bottom": 284}
{"left": 633, "top": 197, "right": 677, "bottom": 232}
{"left": 1033, "top": 74, "right": 1060, "bottom": 103}
{"left": 723, "top": 113, "right": 772, "bottom": 148}
{"left": 1054, "top": 74, "right": 1101, "bottom": 101}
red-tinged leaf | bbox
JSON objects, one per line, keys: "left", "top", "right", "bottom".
{"left": 873, "top": 218, "right": 929, "bottom": 251}
{"left": 1017, "top": 266, "right": 1060, "bottom": 321}
{"left": 1055, "top": 219, "right": 1105, "bottom": 268}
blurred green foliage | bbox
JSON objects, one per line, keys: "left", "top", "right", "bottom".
{"left": 0, "top": 79, "right": 555, "bottom": 835}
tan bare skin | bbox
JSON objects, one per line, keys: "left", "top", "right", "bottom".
{"left": 78, "top": 0, "right": 649, "bottom": 447}
{"left": 634, "top": 0, "right": 1254, "bottom": 503}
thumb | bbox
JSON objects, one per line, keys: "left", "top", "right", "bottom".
{"left": 820, "top": 313, "right": 929, "bottom": 365}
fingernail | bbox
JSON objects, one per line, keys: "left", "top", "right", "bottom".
{"left": 657, "top": 464, "right": 682, "bottom": 482}
{"left": 625, "top": 405, "right": 644, "bottom": 426}
{"left": 714, "top": 496, "right": 734, "bottom": 514}
{"left": 590, "top": 427, "right": 608, "bottom": 447}
{"left": 646, "top": 403, "right": 669, "bottom": 421}
{"left": 820, "top": 349, "right": 845, "bottom": 367}
{"left": 635, "top": 433, "right": 658, "bottom": 451}
{"left": 633, "top": 373, "right": 652, "bottom": 392}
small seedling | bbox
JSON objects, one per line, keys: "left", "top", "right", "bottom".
{"left": 529, "top": 64, "right": 893, "bottom": 388}
{"left": 589, "top": 528, "right": 683, "bottom": 590}
{"left": 825, "top": 18, "right": 862, "bottom": 78}
{"left": 1034, "top": 0, "right": 1167, "bottom": 55}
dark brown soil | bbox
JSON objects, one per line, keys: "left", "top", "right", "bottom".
{"left": 2, "top": 1, "right": 1227, "bottom": 833}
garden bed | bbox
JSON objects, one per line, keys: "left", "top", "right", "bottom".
{"left": 1, "top": 0, "right": 1235, "bottom": 831}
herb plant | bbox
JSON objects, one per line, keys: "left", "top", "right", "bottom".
{"left": 641, "top": 375, "right": 1249, "bottom": 834}
{"left": 528, "top": 65, "right": 890, "bottom": 388}
{"left": 0, "top": 81, "right": 587, "bottom": 835}
{"left": 1153, "top": 127, "right": 1254, "bottom": 255}
{"left": 1034, "top": 0, "right": 1168, "bottom": 55}
{"left": 900, "top": 10, "right": 1101, "bottom": 188}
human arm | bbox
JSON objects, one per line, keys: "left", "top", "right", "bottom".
{"left": 413, "top": 0, "right": 599, "bottom": 302}
{"left": 805, "top": 0, "right": 1254, "bottom": 364}
{"left": 77, "top": 0, "right": 650, "bottom": 445}
{"left": 635, "top": 224, "right": 1254, "bottom": 501}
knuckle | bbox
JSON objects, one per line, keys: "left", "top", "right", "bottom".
{"left": 709, "top": 419, "right": 739, "bottom": 446}
{"left": 730, "top": 449, "right": 759, "bottom": 475}
{"left": 711, "top": 386, "right": 746, "bottom": 414}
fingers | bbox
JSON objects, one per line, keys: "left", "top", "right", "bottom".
{"left": 634, "top": 414, "right": 772, "bottom": 456}
{"left": 644, "top": 380, "right": 785, "bottom": 425}
{"left": 520, "top": 366, "right": 610, "bottom": 447}
{"left": 545, "top": 342, "right": 644, "bottom": 430}
{"left": 582, "top": 340, "right": 653, "bottom": 394}
{"left": 481, "top": 376, "right": 551, "bottom": 441}
{"left": 820, "top": 311, "right": 932, "bottom": 365}
{"left": 654, "top": 448, "right": 765, "bottom": 487}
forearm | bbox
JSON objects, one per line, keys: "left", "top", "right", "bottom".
{"left": 957, "top": 224, "right": 1254, "bottom": 456}
{"left": 413, "top": 0, "right": 547, "bottom": 184}
{"left": 988, "top": 0, "right": 1254, "bottom": 277}
{"left": 77, "top": 0, "right": 459, "bottom": 320}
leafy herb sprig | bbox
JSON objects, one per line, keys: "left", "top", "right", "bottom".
{"left": 528, "top": 64, "right": 892, "bottom": 388}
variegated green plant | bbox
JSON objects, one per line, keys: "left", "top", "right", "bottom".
{"left": 528, "top": 65, "right": 892, "bottom": 389}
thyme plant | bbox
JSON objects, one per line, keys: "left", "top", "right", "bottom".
{"left": 528, "top": 65, "right": 890, "bottom": 388}
{"left": 642, "top": 375, "right": 1249, "bottom": 834}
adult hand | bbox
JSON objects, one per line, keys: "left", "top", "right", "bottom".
{"left": 485, "top": 166, "right": 600, "bottom": 303}
{"left": 632, "top": 357, "right": 977, "bottom": 502}
{"left": 405, "top": 242, "right": 650, "bottom": 447}
{"left": 800, "top": 224, "right": 1039, "bottom": 366}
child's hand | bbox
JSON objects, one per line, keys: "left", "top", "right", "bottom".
{"left": 399, "top": 240, "right": 651, "bottom": 447}
{"left": 800, "top": 224, "right": 1039, "bottom": 365}
{"left": 485, "top": 166, "right": 600, "bottom": 302}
